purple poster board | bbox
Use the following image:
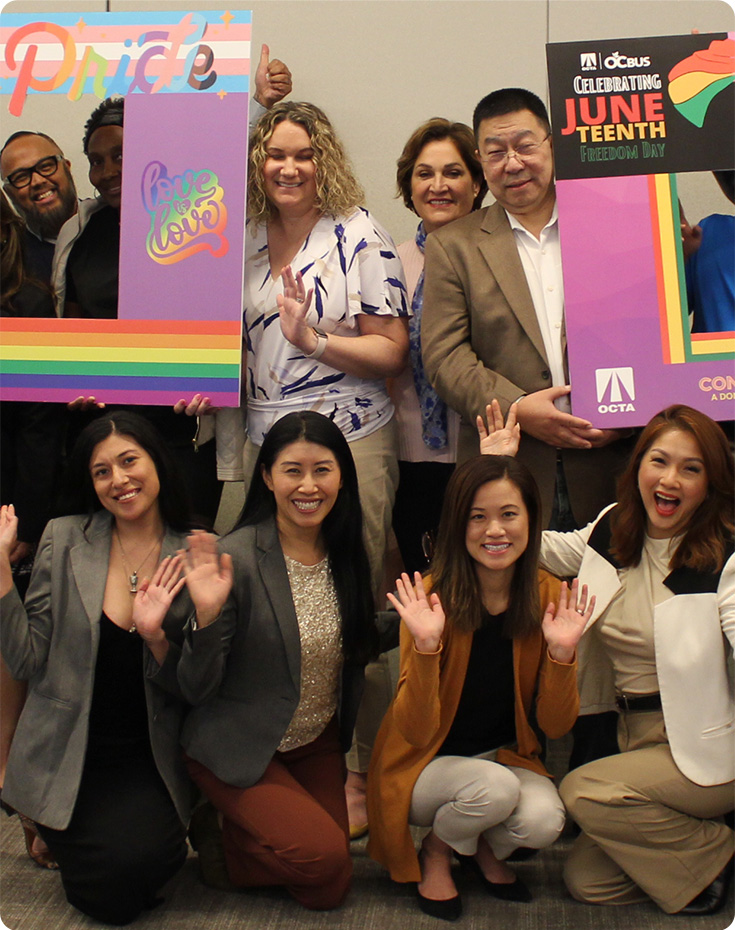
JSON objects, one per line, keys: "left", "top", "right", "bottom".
{"left": 547, "top": 33, "right": 734, "bottom": 426}
{"left": 1, "top": 11, "right": 251, "bottom": 406}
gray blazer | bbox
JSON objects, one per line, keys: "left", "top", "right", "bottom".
{"left": 0, "top": 512, "right": 195, "bottom": 829}
{"left": 179, "top": 517, "right": 367, "bottom": 788}
{"left": 422, "top": 201, "right": 632, "bottom": 528}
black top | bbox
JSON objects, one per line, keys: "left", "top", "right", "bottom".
{"left": 437, "top": 611, "right": 516, "bottom": 757}
{"left": 21, "top": 227, "right": 55, "bottom": 289}
{"left": 65, "top": 205, "right": 120, "bottom": 319}
{"left": 85, "top": 612, "right": 150, "bottom": 765}
{"left": 2, "top": 230, "right": 56, "bottom": 318}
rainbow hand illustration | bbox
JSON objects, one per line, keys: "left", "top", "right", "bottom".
{"left": 667, "top": 36, "right": 735, "bottom": 128}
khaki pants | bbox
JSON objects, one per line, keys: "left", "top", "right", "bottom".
{"left": 560, "top": 710, "right": 735, "bottom": 913}
{"left": 410, "top": 753, "right": 566, "bottom": 861}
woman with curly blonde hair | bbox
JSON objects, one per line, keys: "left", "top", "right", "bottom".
{"left": 247, "top": 101, "right": 364, "bottom": 224}
{"left": 239, "top": 100, "right": 409, "bottom": 611}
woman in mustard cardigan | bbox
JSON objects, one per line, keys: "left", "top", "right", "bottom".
{"left": 367, "top": 454, "right": 591, "bottom": 920}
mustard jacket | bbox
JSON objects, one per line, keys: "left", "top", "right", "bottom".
{"left": 367, "top": 570, "right": 577, "bottom": 882}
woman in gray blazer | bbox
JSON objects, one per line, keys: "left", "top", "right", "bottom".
{"left": 0, "top": 411, "right": 196, "bottom": 925}
{"left": 179, "top": 411, "right": 378, "bottom": 910}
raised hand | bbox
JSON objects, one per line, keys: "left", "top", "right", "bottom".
{"left": 276, "top": 265, "right": 318, "bottom": 353}
{"left": 181, "top": 531, "right": 233, "bottom": 628}
{"left": 132, "top": 555, "right": 186, "bottom": 644}
{"left": 253, "top": 44, "right": 293, "bottom": 109}
{"left": 477, "top": 399, "right": 521, "bottom": 457}
{"left": 0, "top": 504, "right": 18, "bottom": 563}
{"left": 541, "top": 578, "right": 595, "bottom": 664}
{"left": 0, "top": 505, "right": 19, "bottom": 596}
{"left": 387, "top": 571, "right": 445, "bottom": 654}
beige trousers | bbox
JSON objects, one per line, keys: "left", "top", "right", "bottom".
{"left": 560, "top": 710, "right": 735, "bottom": 914}
{"left": 410, "top": 753, "right": 566, "bottom": 861}
{"left": 243, "top": 420, "right": 399, "bottom": 773}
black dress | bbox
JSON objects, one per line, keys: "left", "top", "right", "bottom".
{"left": 36, "top": 613, "right": 187, "bottom": 926}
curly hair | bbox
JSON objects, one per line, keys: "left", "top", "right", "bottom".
{"left": 83, "top": 96, "right": 124, "bottom": 155}
{"left": 611, "top": 405, "right": 734, "bottom": 572}
{"left": 396, "top": 117, "right": 486, "bottom": 214}
{"left": 248, "top": 101, "right": 364, "bottom": 224}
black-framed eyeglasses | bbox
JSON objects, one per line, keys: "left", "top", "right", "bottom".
{"left": 3, "top": 154, "right": 63, "bottom": 190}
{"left": 479, "top": 132, "right": 551, "bottom": 168}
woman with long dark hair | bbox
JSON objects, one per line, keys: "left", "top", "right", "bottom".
{"left": 179, "top": 410, "right": 378, "bottom": 909}
{"left": 367, "top": 454, "right": 591, "bottom": 920}
{"left": 0, "top": 411, "right": 195, "bottom": 925}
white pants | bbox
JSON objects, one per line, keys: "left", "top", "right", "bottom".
{"left": 410, "top": 753, "right": 566, "bottom": 861}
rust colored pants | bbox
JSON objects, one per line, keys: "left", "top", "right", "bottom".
{"left": 186, "top": 720, "right": 351, "bottom": 910}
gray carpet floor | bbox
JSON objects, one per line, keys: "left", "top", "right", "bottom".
{"left": 1, "top": 815, "right": 732, "bottom": 930}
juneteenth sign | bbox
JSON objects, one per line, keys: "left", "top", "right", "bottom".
{"left": 547, "top": 33, "right": 734, "bottom": 180}
{"left": 0, "top": 10, "right": 251, "bottom": 406}
{"left": 546, "top": 33, "right": 734, "bottom": 427}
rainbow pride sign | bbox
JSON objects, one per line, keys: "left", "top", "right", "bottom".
{"left": 0, "top": 11, "right": 251, "bottom": 406}
{"left": 547, "top": 33, "right": 734, "bottom": 427}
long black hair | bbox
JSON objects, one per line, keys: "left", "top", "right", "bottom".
{"left": 59, "top": 410, "right": 191, "bottom": 533}
{"left": 239, "top": 411, "right": 377, "bottom": 664}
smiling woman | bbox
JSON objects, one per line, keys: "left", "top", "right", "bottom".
{"left": 0, "top": 410, "right": 196, "bottom": 924}
{"left": 529, "top": 404, "right": 735, "bottom": 917}
{"left": 390, "top": 118, "right": 486, "bottom": 576}
{"left": 176, "top": 411, "right": 380, "bottom": 909}
{"left": 367, "top": 454, "right": 589, "bottom": 920}
{"left": 59, "top": 96, "right": 124, "bottom": 321}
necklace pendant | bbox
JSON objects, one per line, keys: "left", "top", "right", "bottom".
{"left": 129, "top": 571, "right": 138, "bottom": 595}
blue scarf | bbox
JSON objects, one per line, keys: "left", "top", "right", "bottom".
{"left": 408, "top": 222, "right": 448, "bottom": 449}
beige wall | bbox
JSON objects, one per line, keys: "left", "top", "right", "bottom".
{"left": 3, "top": 0, "right": 733, "bottom": 246}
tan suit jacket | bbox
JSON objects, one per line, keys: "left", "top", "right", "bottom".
{"left": 422, "top": 201, "right": 631, "bottom": 527}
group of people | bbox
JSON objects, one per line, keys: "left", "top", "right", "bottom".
{"left": 1, "top": 47, "right": 733, "bottom": 929}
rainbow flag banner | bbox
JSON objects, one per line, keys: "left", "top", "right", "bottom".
{"left": 0, "top": 319, "right": 241, "bottom": 404}
{"left": 1, "top": 11, "right": 250, "bottom": 406}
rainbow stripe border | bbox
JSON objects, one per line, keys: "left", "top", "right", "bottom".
{"left": 649, "top": 173, "right": 735, "bottom": 363}
{"left": 0, "top": 318, "right": 241, "bottom": 404}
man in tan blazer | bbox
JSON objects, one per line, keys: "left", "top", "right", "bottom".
{"left": 422, "top": 88, "right": 633, "bottom": 530}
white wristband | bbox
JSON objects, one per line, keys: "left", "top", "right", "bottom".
{"left": 304, "top": 328, "right": 328, "bottom": 360}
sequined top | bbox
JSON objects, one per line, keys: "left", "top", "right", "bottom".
{"left": 278, "top": 554, "right": 343, "bottom": 752}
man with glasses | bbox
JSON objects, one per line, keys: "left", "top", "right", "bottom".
{"left": 1, "top": 131, "right": 79, "bottom": 286}
{"left": 422, "top": 87, "right": 632, "bottom": 533}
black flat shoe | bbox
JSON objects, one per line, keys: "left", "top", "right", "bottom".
{"left": 454, "top": 851, "right": 532, "bottom": 902}
{"left": 678, "top": 857, "right": 733, "bottom": 916}
{"left": 416, "top": 886, "right": 463, "bottom": 921}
